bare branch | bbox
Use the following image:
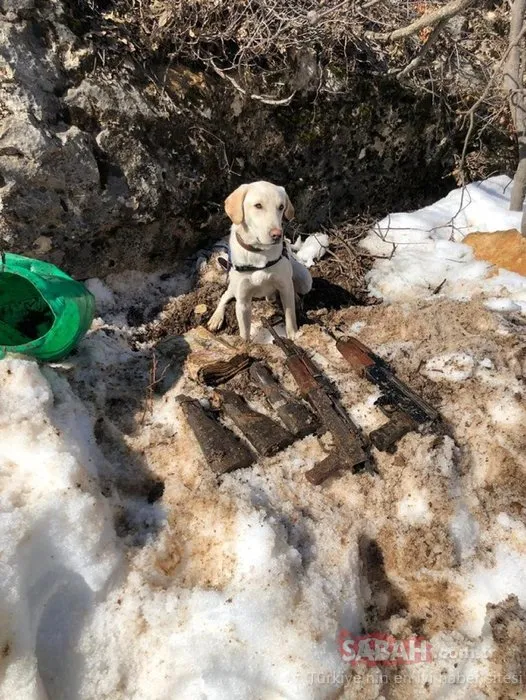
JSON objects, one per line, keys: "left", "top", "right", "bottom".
{"left": 459, "top": 20, "right": 526, "bottom": 186}
{"left": 505, "top": 0, "right": 526, "bottom": 122}
{"left": 208, "top": 59, "right": 296, "bottom": 105}
{"left": 505, "top": 0, "right": 526, "bottom": 217}
{"left": 308, "top": 0, "right": 350, "bottom": 24}
{"left": 367, "top": 0, "right": 476, "bottom": 42}
{"left": 395, "top": 19, "right": 448, "bottom": 78}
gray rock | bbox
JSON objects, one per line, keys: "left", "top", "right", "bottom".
{"left": 0, "top": 0, "right": 511, "bottom": 279}
{"left": 0, "top": 0, "right": 35, "bottom": 15}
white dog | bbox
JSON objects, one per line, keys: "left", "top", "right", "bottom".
{"left": 208, "top": 181, "right": 312, "bottom": 340}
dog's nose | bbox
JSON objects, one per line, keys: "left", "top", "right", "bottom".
{"left": 270, "top": 228, "right": 282, "bottom": 241}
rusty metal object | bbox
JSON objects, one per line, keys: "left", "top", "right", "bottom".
{"left": 249, "top": 362, "right": 318, "bottom": 438}
{"left": 177, "top": 395, "right": 254, "bottom": 474}
{"left": 197, "top": 353, "right": 253, "bottom": 386}
{"left": 369, "top": 411, "right": 418, "bottom": 452}
{"left": 336, "top": 336, "right": 439, "bottom": 452}
{"left": 217, "top": 389, "right": 295, "bottom": 457}
{"left": 303, "top": 386, "right": 368, "bottom": 482}
{"left": 335, "top": 335, "right": 375, "bottom": 368}
{"left": 305, "top": 440, "right": 366, "bottom": 485}
{"left": 264, "top": 321, "right": 368, "bottom": 483}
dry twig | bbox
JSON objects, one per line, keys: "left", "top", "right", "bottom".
{"left": 208, "top": 59, "right": 296, "bottom": 105}
{"left": 367, "top": 0, "right": 476, "bottom": 42}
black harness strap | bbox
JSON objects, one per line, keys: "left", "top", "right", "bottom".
{"left": 220, "top": 244, "right": 289, "bottom": 273}
{"left": 233, "top": 247, "right": 288, "bottom": 273}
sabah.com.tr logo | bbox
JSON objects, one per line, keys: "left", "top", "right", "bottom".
{"left": 338, "top": 630, "right": 433, "bottom": 666}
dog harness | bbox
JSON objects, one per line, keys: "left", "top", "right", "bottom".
{"left": 218, "top": 233, "right": 288, "bottom": 273}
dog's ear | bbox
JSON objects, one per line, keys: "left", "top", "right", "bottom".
{"left": 225, "top": 184, "right": 249, "bottom": 224}
{"left": 280, "top": 188, "right": 295, "bottom": 220}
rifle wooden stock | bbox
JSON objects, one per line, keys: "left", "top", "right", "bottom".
{"left": 218, "top": 389, "right": 295, "bottom": 456}
{"left": 284, "top": 355, "right": 320, "bottom": 394}
{"left": 177, "top": 395, "right": 254, "bottom": 474}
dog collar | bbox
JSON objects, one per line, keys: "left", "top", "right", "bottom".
{"left": 235, "top": 231, "right": 270, "bottom": 253}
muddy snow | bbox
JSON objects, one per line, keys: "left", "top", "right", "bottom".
{"left": 1, "top": 178, "right": 526, "bottom": 700}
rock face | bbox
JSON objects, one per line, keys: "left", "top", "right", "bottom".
{"left": 0, "top": 0, "right": 511, "bottom": 278}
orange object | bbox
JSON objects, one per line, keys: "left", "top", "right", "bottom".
{"left": 463, "top": 229, "right": 526, "bottom": 277}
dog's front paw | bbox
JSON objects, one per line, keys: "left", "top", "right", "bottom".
{"left": 207, "top": 310, "right": 225, "bottom": 332}
{"left": 285, "top": 325, "right": 298, "bottom": 340}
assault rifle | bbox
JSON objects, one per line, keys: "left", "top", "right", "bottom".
{"left": 264, "top": 322, "right": 369, "bottom": 484}
{"left": 335, "top": 336, "right": 439, "bottom": 451}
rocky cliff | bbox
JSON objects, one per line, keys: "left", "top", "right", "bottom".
{"left": 0, "top": 0, "right": 512, "bottom": 278}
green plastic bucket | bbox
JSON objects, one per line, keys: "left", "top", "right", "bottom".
{"left": 0, "top": 253, "right": 95, "bottom": 361}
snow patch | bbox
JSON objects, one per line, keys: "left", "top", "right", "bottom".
{"left": 295, "top": 234, "right": 329, "bottom": 267}
{"left": 362, "top": 175, "right": 526, "bottom": 311}
{"left": 463, "top": 544, "right": 526, "bottom": 638}
{"left": 422, "top": 353, "right": 475, "bottom": 382}
{"left": 84, "top": 277, "right": 116, "bottom": 311}
{"left": 397, "top": 491, "right": 432, "bottom": 526}
{"left": 451, "top": 504, "right": 479, "bottom": 562}
{"left": 0, "top": 359, "right": 120, "bottom": 699}
{"left": 484, "top": 297, "right": 521, "bottom": 313}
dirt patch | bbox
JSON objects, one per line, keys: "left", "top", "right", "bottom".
{"left": 485, "top": 595, "right": 526, "bottom": 699}
{"left": 140, "top": 280, "right": 237, "bottom": 340}
{"left": 478, "top": 442, "right": 526, "bottom": 517}
{"left": 380, "top": 522, "right": 457, "bottom": 574}
{"left": 404, "top": 577, "right": 465, "bottom": 636}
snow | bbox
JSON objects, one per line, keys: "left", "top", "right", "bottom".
{"left": 464, "top": 541, "right": 526, "bottom": 638}
{"left": 2, "top": 176, "right": 526, "bottom": 699}
{"left": 295, "top": 234, "right": 330, "bottom": 267}
{"left": 450, "top": 504, "right": 480, "bottom": 562}
{"left": 0, "top": 353, "right": 347, "bottom": 699}
{"left": 75, "top": 507, "right": 345, "bottom": 700}
{"left": 84, "top": 277, "right": 116, "bottom": 311}
{"left": 361, "top": 175, "right": 526, "bottom": 311}
{"left": 484, "top": 297, "right": 521, "bottom": 313}
{"left": 0, "top": 359, "right": 119, "bottom": 700}
{"left": 422, "top": 352, "right": 475, "bottom": 383}
{"left": 397, "top": 490, "right": 432, "bottom": 526}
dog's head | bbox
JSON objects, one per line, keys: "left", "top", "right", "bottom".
{"left": 224, "top": 181, "right": 294, "bottom": 246}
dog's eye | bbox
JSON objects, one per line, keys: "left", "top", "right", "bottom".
{"left": 254, "top": 203, "right": 263, "bottom": 209}
{"left": 278, "top": 204, "right": 284, "bottom": 211}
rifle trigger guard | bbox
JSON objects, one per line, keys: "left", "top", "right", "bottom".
{"left": 374, "top": 395, "right": 397, "bottom": 417}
